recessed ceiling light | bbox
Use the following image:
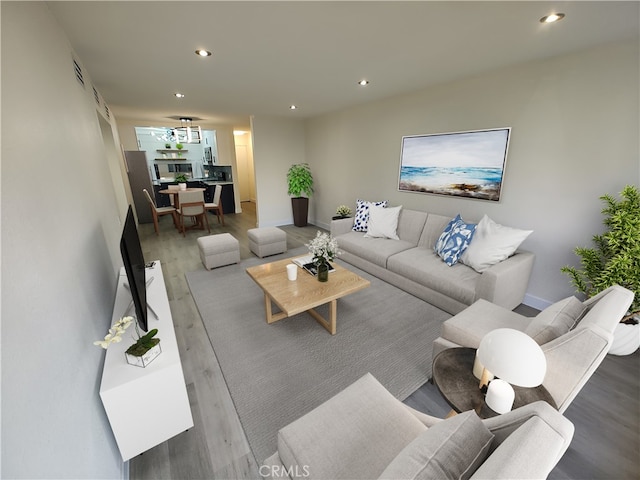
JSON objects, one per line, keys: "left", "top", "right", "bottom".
{"left": 358, "top": 79, "right": 370, "bottom": 86}
{"left": 540, "top": 13, "right": 565, "bottom": 23}
{"left": 195, "top": 49, "right": 212, "bottom": 57}
{"left": 174, "top": 92, "right": 185, "bottom": 98}
{"left": 289, "top": 105, "right": 298, "bottom": 110}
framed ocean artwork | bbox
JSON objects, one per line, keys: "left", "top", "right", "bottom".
{"left": 398, "top": 128, "right": 511, "bottom": 202}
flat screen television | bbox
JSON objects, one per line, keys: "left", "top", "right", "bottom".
{"left": 120, "top": 205, "right": 148, "bottom": 332}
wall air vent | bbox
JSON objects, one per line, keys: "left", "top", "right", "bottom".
{"left": 105, "top": 105, "right": 111, "bottom": 120}
{"left": 93, "top": 86, "right": 100, "bottom": 105}
{"left": 73, "top": 58, "right": 85, "bottom": 88}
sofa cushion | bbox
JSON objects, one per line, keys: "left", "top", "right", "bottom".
{"left": 277, "top": 373, "right": 427, "bottom": 480}
{"left": 460, "top": 215, "right": 532, "bottom": 273}
{"left": 365, "top": 205, "right": 402, "bottom": 240}
{"left": 440, "top": 299, "right": 530, "bottom": 348}
{"left": 418, "top": 213, "right": 452, "bottom": 249}
{"left": 387, "top": 248, "right": 479, "bottom": 305}
{"left": 525, "top": 296, "right": 585, "bottom": 345}
{"left": 435, "top": 214, "right": 477, "bottom": 266}
{"left": 337, "top": 232, "right": 416, "bottom": 268}
{"left": 353, "top": 199, "right": 388, "bottom": 232}
{"left": 379, "top": 411, "right": 494, "bottom": 480}
{"left": 396, "top": 209, "right": 429, "bottom": 245}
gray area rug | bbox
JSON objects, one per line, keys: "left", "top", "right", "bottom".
{"left": 185, "top": 247, "right": 450, "bottom": 463}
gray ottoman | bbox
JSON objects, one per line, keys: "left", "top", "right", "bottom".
{"left": 197, "top": 233, "right": 240, "bottom": 270}
{"left": 247, "top": 227, "right": 287, "bottom": 258}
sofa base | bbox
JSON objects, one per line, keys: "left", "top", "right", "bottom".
{"left": 339, "top": 251, "right": 466, "bottom": 315}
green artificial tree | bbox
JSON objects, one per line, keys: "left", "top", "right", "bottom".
{"left": 561, "top": 184, "right": 640, "bottom": 322}
{"left": 286, "top": 163, "right": 314, "bottom": 197}
{"left": 287, "top": 163, "right": 314, "bottom": 227}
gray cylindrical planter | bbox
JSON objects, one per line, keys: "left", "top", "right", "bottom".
{"left": 291, "top": 197, "right": 309, "bottom": 227}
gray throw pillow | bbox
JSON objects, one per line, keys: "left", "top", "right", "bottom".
{"left": 378, "top": 411, "right": 494, "bottom": 480}
{"left": 525, "top": 296, "right": 585, "bottom": 345}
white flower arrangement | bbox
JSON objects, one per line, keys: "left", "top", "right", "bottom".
{"left": 94, "top": 316, "right": 134, "bottom": 349}
{"left": 306, "top": 231, "right": 340, "bottom": 265}
{"left": 335, "top": 205, "right": 352, "bottom": 217}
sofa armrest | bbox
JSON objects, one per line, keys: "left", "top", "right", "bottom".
{"left": 473, "top": 401, "right": 574, "bottom": 480}
{"left": 330, "top": 217, "right": 355, "bottom": 236}
{"left": 475, "top": 250, "right": 535, "bottom": 310}
{"left": 541, "top": 327, "right": 611, "bottom": 413}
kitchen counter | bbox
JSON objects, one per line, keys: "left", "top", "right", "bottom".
{"left": 153, "top": 179, "right": 233, "bottom": 186}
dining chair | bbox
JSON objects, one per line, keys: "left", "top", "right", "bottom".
{"left": 177, "top": 190, "right": 210, "bottom": 237}
{"left": 142, "top": 188, "right": 177, "bottom": 235}
{"left": 205, "top": 184, "right": 225, "bottom": 225}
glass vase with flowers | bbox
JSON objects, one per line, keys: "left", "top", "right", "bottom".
{"left": 306, "top": 231, "right": 340, "bottom": 282}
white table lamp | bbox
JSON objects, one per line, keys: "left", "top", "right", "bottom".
{"left": 477, "top": 328, "right": 547, "bottom": 413}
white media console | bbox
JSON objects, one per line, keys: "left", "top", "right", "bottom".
{"left": 99, "top": 261, "right": 193, "bottom": 461}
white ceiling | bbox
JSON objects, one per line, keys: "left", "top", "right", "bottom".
{"left": 47, "top": 1, "right": 639, "bottom": 129}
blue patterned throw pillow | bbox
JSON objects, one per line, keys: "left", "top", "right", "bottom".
{"left": 435, "top": 215, "right": 477, "bottom": 266}
{"left": 352, "top": 199, "right": 388, "bottom": 232}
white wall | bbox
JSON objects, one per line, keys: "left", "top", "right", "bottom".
{"left": 1, "top": 3, "right": 127, "bottom": 478}
{"left": 251, "top": 116, "right": 307, "bottom": 227}
{"left": 304, "top": 39, "right": 639, "bottom": 307}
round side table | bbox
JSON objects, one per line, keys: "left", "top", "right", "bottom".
{"left": 432, "top": 347, "right": 557, "bottom": 419}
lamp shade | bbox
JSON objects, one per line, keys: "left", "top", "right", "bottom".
{"left": 477, "top": 328, "right": 547, "bottom": 387}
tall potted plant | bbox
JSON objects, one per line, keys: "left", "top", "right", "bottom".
{"left": 561, "top": 184, "right": 640, "bottom": 355}
{"left": 287, "top": 163, "right": 314, "bottom": 227}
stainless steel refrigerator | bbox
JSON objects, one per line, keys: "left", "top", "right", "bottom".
{"left": 124, "top": 150, "right": 154, "bottom": 224}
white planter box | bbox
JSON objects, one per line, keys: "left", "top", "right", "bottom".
{"left": 125, "top": 341, "right": 162, "bottom": 368}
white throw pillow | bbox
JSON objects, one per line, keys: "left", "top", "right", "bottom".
{"left": 365, "top": 205, "right": 402, "bottom": 240}
{"left": 352, "top": 199, "right": 388, "bottom": 232}
{"left": 525, "top": 296, "right": 585, "bottom": 345}
{"left": 460, "top": 215, "right": 532, "bottom": 273}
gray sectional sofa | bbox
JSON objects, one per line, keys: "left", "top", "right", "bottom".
{"left": 331, "top": 208, "right": 535, "bottom": 315}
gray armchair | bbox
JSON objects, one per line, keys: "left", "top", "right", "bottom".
{"left": 432, "top": 285, "right": 634, "bottom": 413}
{"left": 262, "top": 373, "right": 574, "bottom": 480}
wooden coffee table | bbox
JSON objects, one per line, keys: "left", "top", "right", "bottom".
{"left": 246, "top": 256, "right": 370, "bottom": 335}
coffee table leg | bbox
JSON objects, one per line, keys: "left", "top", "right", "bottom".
{"left": 307, "top": 299, "right": 337, "bottom": 335}
{"left": 264, "top": 294, "right": 287, "bottom": 324}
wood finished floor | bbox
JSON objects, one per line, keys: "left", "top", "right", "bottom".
{"left": 131, "top": 202, "right": 639, "bottom": 480}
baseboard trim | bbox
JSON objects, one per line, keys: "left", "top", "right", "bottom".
{"left": 523, "top": 293, "right": 552, "bottom": 311}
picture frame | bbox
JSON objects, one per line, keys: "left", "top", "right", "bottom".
{"left": 398, "top": 127, "right": 511, "bottom": 202}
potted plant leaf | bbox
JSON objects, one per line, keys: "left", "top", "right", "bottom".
{"left": 287, "top": 163, "right": 314, "bottom": 227}
{"left": 125, "top": 329, "right": 162, "bottom": 367}
{"left": 333, "top": 205, "right": 352, "bottom": 220}
{"left": 175, "top": 173, "right": 188, "bottom": 190}
{"left": 561, "top": 184, "right": 639, "bottom": 355}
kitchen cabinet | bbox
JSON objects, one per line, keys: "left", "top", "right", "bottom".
{"left": 204, "top": 183, "right": 235, "bottom": 214}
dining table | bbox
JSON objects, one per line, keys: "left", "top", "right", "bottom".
{"left": 158, "top": 187, "right": 205, "bottom": 209}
